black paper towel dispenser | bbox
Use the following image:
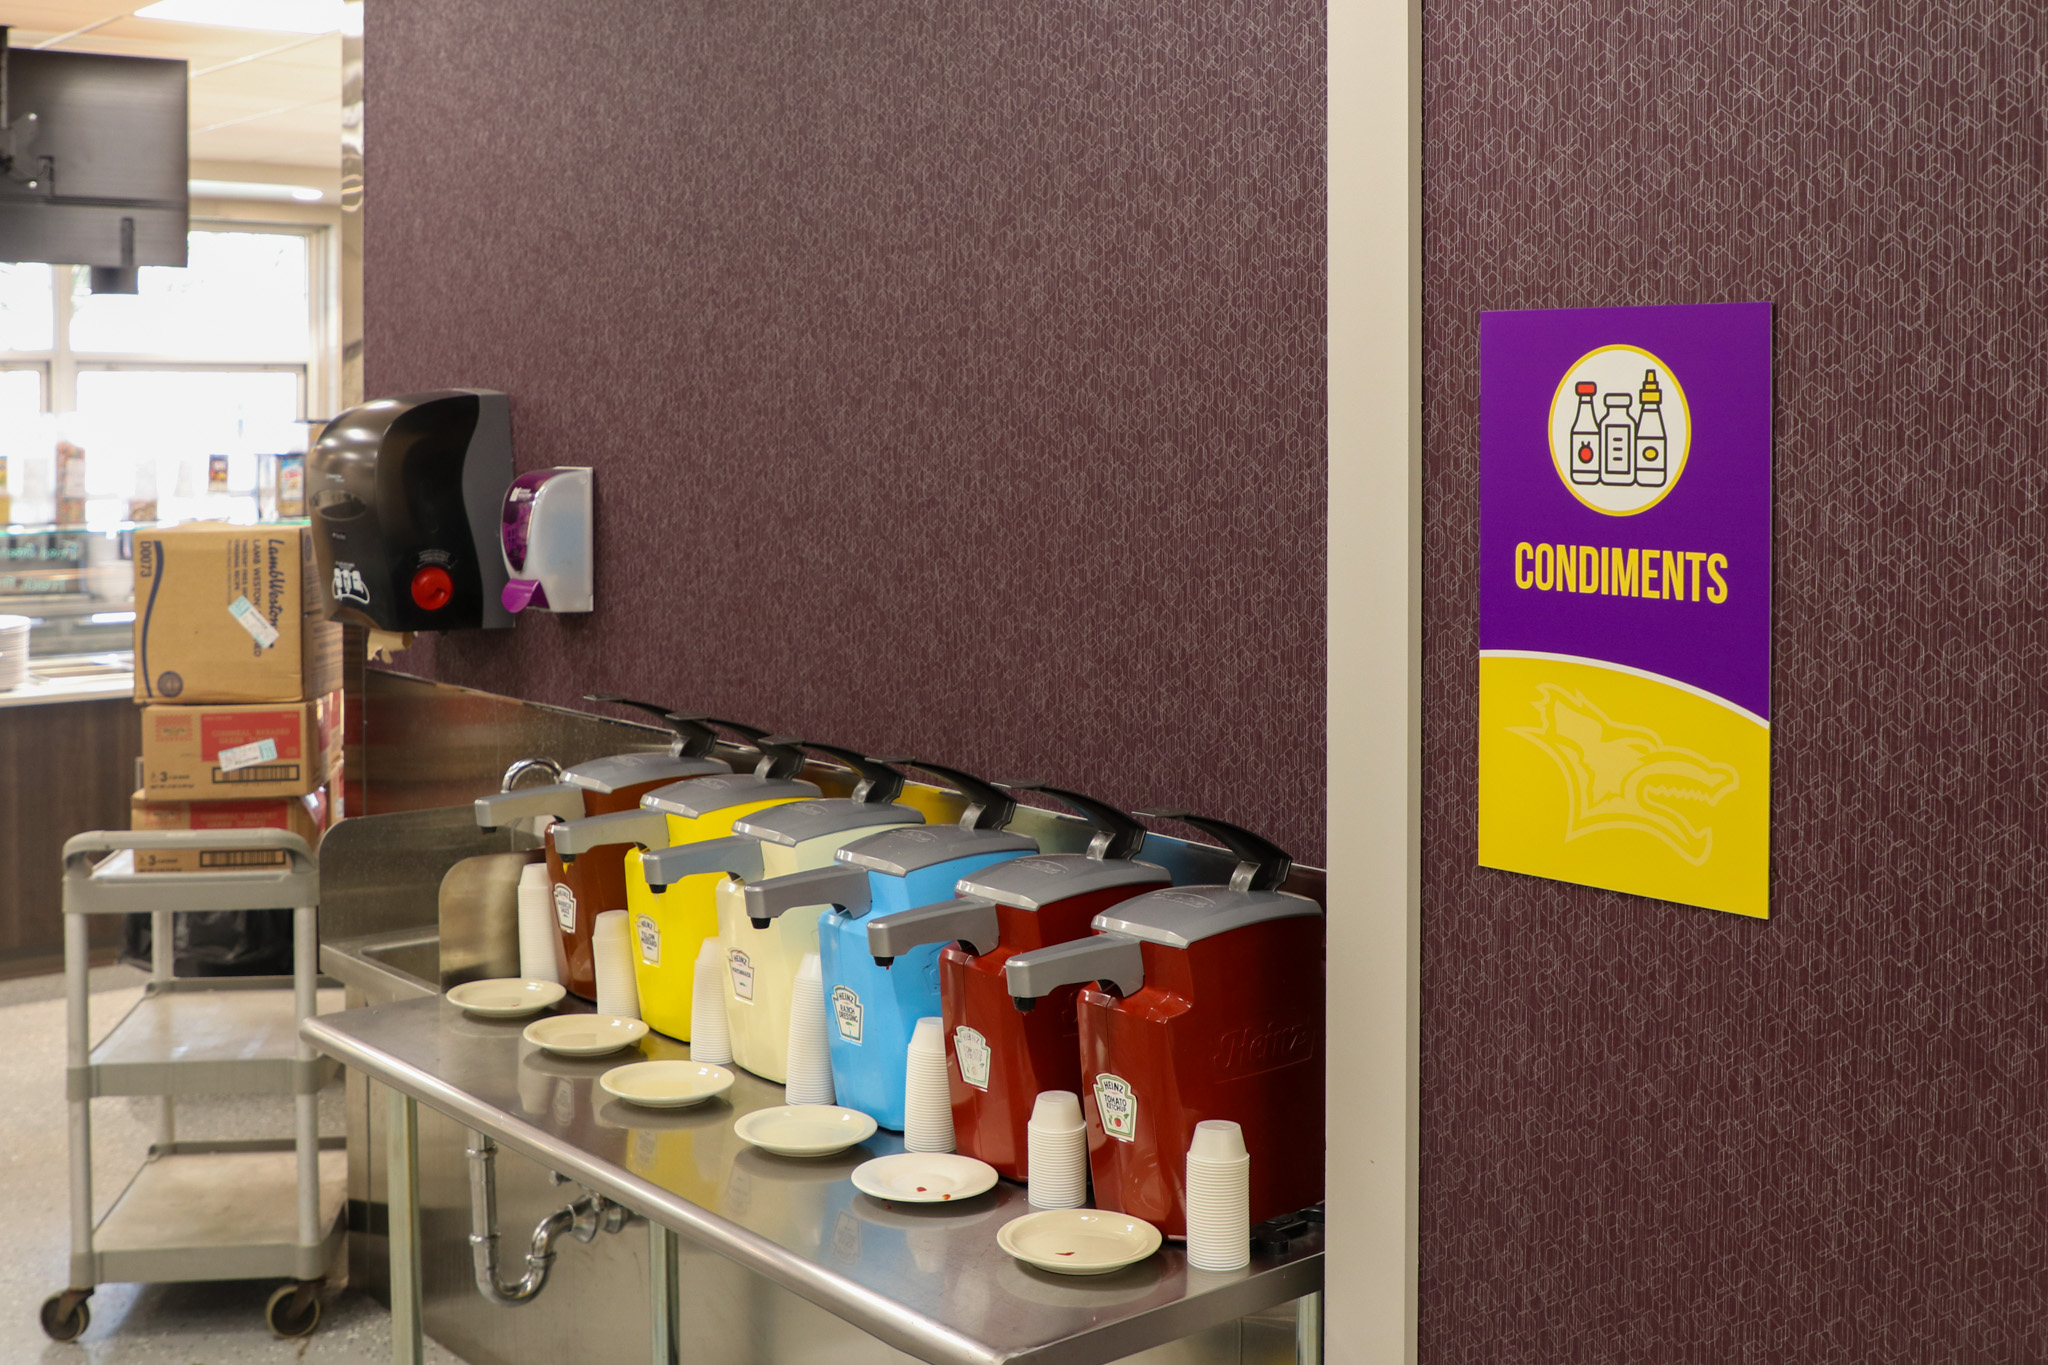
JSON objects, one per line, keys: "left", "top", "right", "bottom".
{"left": 308, "top": 389, "right": 514, "bottom": 631}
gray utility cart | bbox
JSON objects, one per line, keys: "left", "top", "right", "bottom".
{"left": 41, "top": 829, "right": 345, "bottom": 1343}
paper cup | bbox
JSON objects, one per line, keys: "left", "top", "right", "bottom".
{"left": 902, "top": 1017, "right": 955, "bottom": 1153}
{"left": 1183, "top": 1121, "right": 1250, "bottom": 1271}
{"left": 1026, "top": 1090, "right": 1089, "bottom": 1210}
{"left": 517, "top": 863, "right": 564, "bottom": 985}
{"left": 784, "top": 953, "right": 835, "bottom": 1106}
{"left": 593, "top": 910, "right": 641, "bottom": 1020}
{"left": 689, "top": 937, "right": 733, "bottom": 1063}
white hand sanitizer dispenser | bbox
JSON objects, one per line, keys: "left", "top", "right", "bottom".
{"left": 500, "top": 467, "right": 593, "bottom": 614}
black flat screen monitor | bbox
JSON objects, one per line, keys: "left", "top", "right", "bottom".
{"left": 0, "top": 42, "right": 188, "bottom": 271}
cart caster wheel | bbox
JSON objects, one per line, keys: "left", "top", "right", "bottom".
{"left": 39, "top": 1290, "right": 91, "bottom": 1342}
{"left": 265, "top": 1282, "right": 321, "bottom": 1338}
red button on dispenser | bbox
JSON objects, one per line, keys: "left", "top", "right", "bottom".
{"left": 410, "top": 566, "right": 453, "bottom": 611}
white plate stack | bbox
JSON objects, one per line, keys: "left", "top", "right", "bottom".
{"left": 902, "top": 1016, "right": 955, "bottom": 1153}
{"left": 592, "top": 910, "right": 641, "bottom": 1020}
{"left": 689, "top": 937, "right": 732, "bottom": 1064}
{"left": 1026, "top": 1090, "right": 1089, "bottom": 1209}
{"left": 0, "top": 616, "right": 30, "bottom": 693}
{"left": 516, "top": 863, "right": 564, "bottom": 985}
{"left": 784, "top": 953, "right": 835, "bottom": 1105}
{"left": 1184, "top": 1119, "right": 1251, "bottom": 1271}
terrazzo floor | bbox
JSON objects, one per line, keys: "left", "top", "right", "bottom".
{"left": 0, "top": 966, "right": 464, "bottom": 1363}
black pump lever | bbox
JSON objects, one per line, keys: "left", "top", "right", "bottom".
{"left": 664, "top": 714, "right": 786, "bottom": 768}
{"left": 582, "top": 694, "right": 721, "bottom": 759}
{"left": 1133, "top": 809, "right": 1293, "bottom": 893}
{"left": 998, "top": 781, "right": 1147, "bottom": 862}
{"left": 744, "top": 734, "right": 811, "bottom": 781}
{"left": 869, "top": 758, "right": 1016, "bottom": 831}
{"left": 766, "top": 739, "right": 906, "bottom": 805}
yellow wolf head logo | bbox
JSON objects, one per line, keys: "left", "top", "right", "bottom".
{"left": 1509, "top": 684, "right": 1738, "bottom": 865}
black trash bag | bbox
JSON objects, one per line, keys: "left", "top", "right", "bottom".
{"left": 120, "top": 909, "right": 296, "bottom": 977}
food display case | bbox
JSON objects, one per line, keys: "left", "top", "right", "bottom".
{"left": 0, "top": 521, "right": 139, "bottom": 701}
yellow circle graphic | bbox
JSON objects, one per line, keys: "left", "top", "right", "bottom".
{"left": 1546, "top": 344, "right": 1691, "bottom": 516}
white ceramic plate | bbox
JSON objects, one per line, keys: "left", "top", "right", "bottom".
{"left": 732, "top": 1105, "right": 878, "bottom": 1157}
{"left": 446, "top": 978, "right": 567, "bottom": 1017}
{"left": 851, "top": 1152, "right": 999, "bottom": 1204}
{"left": 997, "top": 1209, "right": 1163, "bottom": 1275}
{"left": 522, "top": 1014, "right": 649, "bottom": 1056}
{"left": 599, "top": 1060, "right": 736, "bottom": 1108}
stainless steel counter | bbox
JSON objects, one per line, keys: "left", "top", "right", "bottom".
{"left": 0, "top": 652, "right": 134, "bottom": 708}
{"left": 304, "top": 996, "right": 1321, "bottom": 1365}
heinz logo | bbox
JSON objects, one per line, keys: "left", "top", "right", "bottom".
{"left": 1213, "top": 1020, "right": 1318, "bottom": 1077}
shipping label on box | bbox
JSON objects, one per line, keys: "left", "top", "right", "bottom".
{"left": 134, "top": 522, "right": 343, "bottom": 704}
{"left": 141, "top": 694, "right": 342, "bottom": 799}
{"left": 129, "top": 788, "right": 331, "bottom": 872}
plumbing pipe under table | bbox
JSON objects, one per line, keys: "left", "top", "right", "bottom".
{"left": 306, "top": 995, "right": 1322, "bottom": 1365}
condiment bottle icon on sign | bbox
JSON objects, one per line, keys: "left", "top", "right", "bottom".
{"left": 1569, "top": 381, "right": 1601, "bottom": 485}
{"left": 1600, "top": 392, "right": 1636, "bottom": 486}
{"left": 1633, "top": 369, "right": 1667, "bottom": 487}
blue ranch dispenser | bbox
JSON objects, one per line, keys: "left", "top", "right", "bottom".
{"left": 741, "top": 760, "right": 1037, "bottom": 1130}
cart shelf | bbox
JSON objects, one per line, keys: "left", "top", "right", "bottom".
{"left": 89, "top": 1140, "right": 345, "bottom": 1285}
{"left": 76, "top": 979, "right": 343, "bottom": 1099}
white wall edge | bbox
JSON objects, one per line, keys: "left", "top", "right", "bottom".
{"left": 1325, "top": 0, "right": 1422, "bottom": 1358}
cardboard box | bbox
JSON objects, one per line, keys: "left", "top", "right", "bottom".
{"left": 133, "top": 522, "right": 344, "bottom": 704}
{"left": 129, "top": 788, "right": 332, "bottom": 872}
{"left": 141, "top": 695, "right": 343, "bottom": 800}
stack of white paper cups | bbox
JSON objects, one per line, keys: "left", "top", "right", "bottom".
{"left": 689, "top": 937, "right": 733, "bottom": 1063}
{"left": 592, "top": 910, "right": 641, "bottom": 1019}
{"left": 516, "top": 863, "right": 563, "bottom": 984}
{"left": 903, "top": 1017, "right": 955, "bottom": 1152}
{"left": 1184, "top": 1119, "right": 1251, "bottom": 1271}
{"left": 1026, "top": 1090, "right": 1089, "bottom": 1209}
{"left": 784, "top": 953, "right": 835, "bottom": 1105}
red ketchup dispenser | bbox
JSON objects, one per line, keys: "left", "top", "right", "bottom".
{"left": 473, "top": 696, "right": 753, "bottom": 1000}
{"left": 1002, "top": 812, "right": 1322, "bottom": 1237}
{"left": 862, "top": 784, "right": 1168, "bottom": 1182}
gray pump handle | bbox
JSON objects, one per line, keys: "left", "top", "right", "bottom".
{"left": 999, "top": 781, "right": 1146, "bottom": 861}
{"left": 1134, "top": 809, "right": 1293, "bottom": 892}
{"left": 763, "top": 738, "right": 905, "bottom": 805}
{"left": 869, "top": 758, "right": 1015, "bottom": 832}
{"left": 583, "top": 695, "right": 720, "bottom": 759}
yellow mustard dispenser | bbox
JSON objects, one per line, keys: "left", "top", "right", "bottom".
{"left": 622, "top": 730, "right": 820, "bottom": 1042}
{"left": 639, "top": 743, "right": 925, "bottom": 1083}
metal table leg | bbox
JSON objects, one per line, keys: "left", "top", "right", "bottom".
{"left": 650, "top": 1223, "right": 679, "bottom": 1365}
{"left": 387, "top": 1086, "right": 423, "bottom": 1365}
{"left": 1296, "top": 1288, "right": 1324, "bottom": 1365}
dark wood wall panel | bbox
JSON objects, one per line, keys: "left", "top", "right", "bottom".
{"left": 1421, "top": 0, "right": 2048, "bottom": 1359}
{"left": 0, "top": 699, "right": 138, "bottom": 974}
{"left": 360, "top": 0, "right": 1327, "bottom": 864}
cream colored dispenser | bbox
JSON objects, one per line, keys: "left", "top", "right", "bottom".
{"left": 639, "top": 743, "right": 924, "bottom": 1082}
{"left": 559, "top": 727, "right": 816, "bottom": 1041}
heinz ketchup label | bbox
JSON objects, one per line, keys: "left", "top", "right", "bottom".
{"left": 955, "top": 1026, "right": 991, "bottom": 1091}
{"left": 1094, "top": 1074, "right": 1138, "bottom": 1142}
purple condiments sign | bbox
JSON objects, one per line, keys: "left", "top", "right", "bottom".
{"left": 1480, "top": 302, "right": 1773, "bottom": 719}
{"left": 1478, "top": 302, "right": 1772, "bottom": 918}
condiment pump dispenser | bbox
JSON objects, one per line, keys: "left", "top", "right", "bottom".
{"left": 473, "top": 696, "right": 731, "bottom": 1000}
{"left": 741, "top": 761, "right": 1037, "bottom": 1130}
{"left": 863, "top": 783, "right": 1169, "bottom": 1180}
{"left": 634, "top": 743, "right": 924, "bottom": 1082}
{"left": 1003, "top": 812, "right": 1323, "bottom": 1237}
{"left": 603, "top": 730, "right": 821, "bottom": 1041}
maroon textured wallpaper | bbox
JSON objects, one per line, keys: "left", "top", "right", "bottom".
{"left": 362, "top": 2, "right": 1326, "bottom": 861}
{"left": 1423, "top": 1, "right": 2048, "bottom": 1360}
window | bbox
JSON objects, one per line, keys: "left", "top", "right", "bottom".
{"left": 0, "top": 226, "right": 325, "bottom": 526}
